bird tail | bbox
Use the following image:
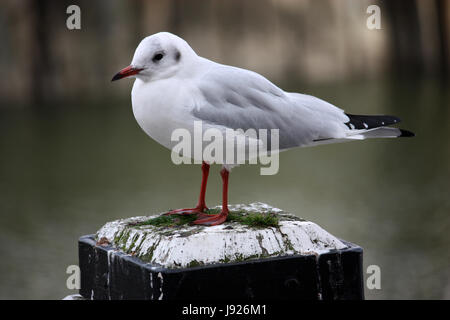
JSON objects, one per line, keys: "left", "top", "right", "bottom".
{"left": 347, "top": 127, "right": 415, "bottom": 139}
{"left": 344, "top": 113, "right": 414, "bottom": 139}
{"left": 311, "top": 114, "right": 414, "bottom": 146}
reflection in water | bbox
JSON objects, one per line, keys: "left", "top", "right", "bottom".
{"left": 0, "top": 79, "right": 449, "bottom": 299}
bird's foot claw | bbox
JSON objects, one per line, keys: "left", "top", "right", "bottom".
{"left": 193, "top": 211, "right": 228, "bottom": 226}
{"left": 164, "top": 206, "right": 207, "bottom": 216}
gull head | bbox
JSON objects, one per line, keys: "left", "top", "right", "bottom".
{"left": 112, "top": 32, "right": 196, "bottom": 82}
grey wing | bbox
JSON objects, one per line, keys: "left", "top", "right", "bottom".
{"left": 191, "top": 64, "right": 350, "bottom": 150}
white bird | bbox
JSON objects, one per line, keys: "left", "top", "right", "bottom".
{"left": 112, "top": 32, "right": 414, "bottom": 226}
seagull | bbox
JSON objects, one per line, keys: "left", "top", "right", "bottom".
{"left": 112, "top": 32, "right": 414, "bottom": 226}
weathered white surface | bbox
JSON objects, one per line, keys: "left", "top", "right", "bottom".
{"left": 96, "top": 203, "right": 346, "bottom": 268}
{"left": 63, "top": 294, "right": 85, "bottom": 300}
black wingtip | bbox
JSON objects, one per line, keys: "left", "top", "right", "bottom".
{"left": 399, "top": 129, "right": 415, "bottom": 137}
{"left": 345, "top": 114, "right": 402, "bottom": 130}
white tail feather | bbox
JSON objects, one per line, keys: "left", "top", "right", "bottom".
{"left": 309, "top": 127, "right": 401, "bottom": 147}
{"left": 356, "top": 127, "right": 401, "bottom": 139}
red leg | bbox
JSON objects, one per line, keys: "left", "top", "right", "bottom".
{"left": 164, "top": 162, "right": 210, "bottom": 215}
{"left": 193, "top": 167, "right": 229, "bottom": 225}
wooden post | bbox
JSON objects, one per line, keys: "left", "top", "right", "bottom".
{"left": 78, "top": 203, "right": 364, "bottom": 300}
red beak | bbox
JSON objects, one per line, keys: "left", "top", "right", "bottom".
{"left": 111, "top": 66, "right": 143, "bottom": 81}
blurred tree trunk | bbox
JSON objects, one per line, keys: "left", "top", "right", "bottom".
{"left": 384, "top": 0, "right": 424, "bottom": 77}
{"left": 30, "top": 0, "right": 53, "bottom": 105}
{"left": 435, "top": 0, "right": 450, "bottom": 81}
{"left": 131, "top": 0, "right": 145, "bottom": 44}
{"left": 169, "top": 0, "right": 182, "bottom": 34}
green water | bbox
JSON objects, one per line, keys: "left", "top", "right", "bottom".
{"left": 0, "top": 79, "right": 449, "bottom": 299}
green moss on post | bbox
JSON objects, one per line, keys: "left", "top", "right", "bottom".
{"left": 95, "top": 203, "right": 344, "bottom": 268}
{"left": 131, "top": 214, "right": 197, "bottom": 228}
{"left": 132, "top": 207, "right": 280, "bottom": 229}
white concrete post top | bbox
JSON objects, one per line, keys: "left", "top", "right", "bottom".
{"left": 96, "top": 202, "right": 347, "bottom": 269}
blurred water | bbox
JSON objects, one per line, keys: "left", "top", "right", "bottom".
{"left": 0, "top": 79, "right": 449, "bottom": 299}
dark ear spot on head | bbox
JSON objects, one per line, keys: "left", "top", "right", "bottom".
{"left": 175, "top": 50, "right": 181, "bottom": 62}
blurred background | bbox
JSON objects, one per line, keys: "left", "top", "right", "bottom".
{"left": 0, "top": 0, "right": 449, "bottom": 299}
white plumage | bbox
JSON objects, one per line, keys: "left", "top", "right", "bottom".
{"left": 124, "top": 32, "right": 409, "bottom": 164}
{"left": 112, "top": 32, "right": 413, "bottom": 225}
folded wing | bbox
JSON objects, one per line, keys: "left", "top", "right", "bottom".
{"left": 191, "top": 63, "right": 412, "bottom": 151}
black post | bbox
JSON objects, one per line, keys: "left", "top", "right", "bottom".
{"left": 78, "top": 203, "right": 364, "bottom": 300}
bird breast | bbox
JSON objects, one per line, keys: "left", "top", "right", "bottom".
{"left": 131, "top": 78, "right": 200, "bottom": 151}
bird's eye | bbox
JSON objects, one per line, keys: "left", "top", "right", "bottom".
{"left": 152, "top": 53, "right": 164, "bottom": 62}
